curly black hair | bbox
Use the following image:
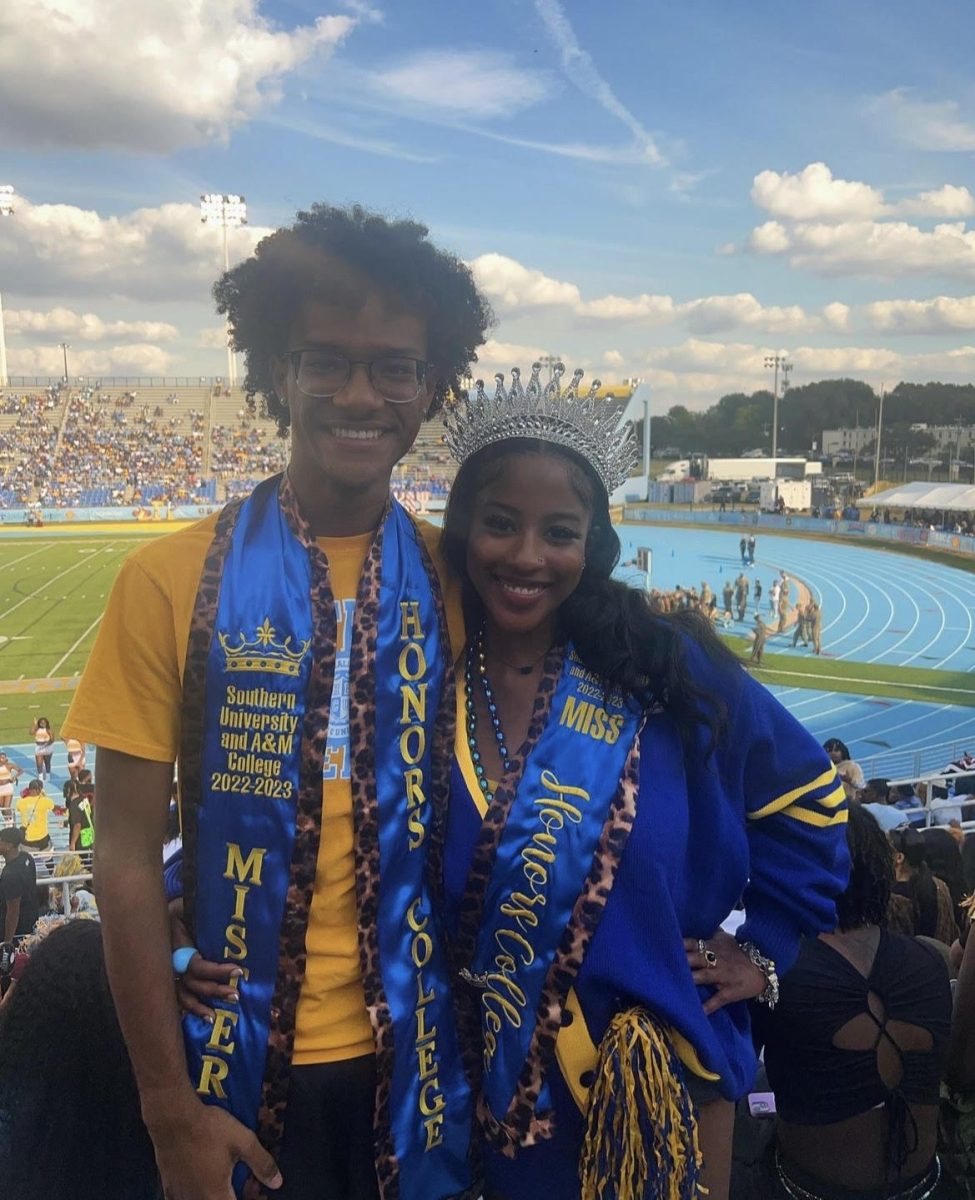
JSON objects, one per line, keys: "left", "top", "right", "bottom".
{"left": 836, "top": 805, "right": 894, "bottom": 931}
{"left": 213, "top": 202, "right": 494, "bottom": 434}
{"left": 0, "top": 921, "right": 160, "bottom": 1200}
{"left": 441, "top": 439, "right": 741, "bottom": 750}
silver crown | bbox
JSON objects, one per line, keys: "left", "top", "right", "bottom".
{"left": 443, "top": 362, "right": 639, "bottom": 494}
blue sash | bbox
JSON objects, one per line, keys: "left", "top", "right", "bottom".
{"left": 464, "top": 648, "right": 643, "bottom": 1144}
{"left": 180, "top": 477, "right": 472, "bottom": 1200}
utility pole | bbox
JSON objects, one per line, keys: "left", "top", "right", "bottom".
{"left": 0, "top": 185, "right": 14, "bottom": 387}
{"left": 873, "top": 384, "right": 886, "bottom": 491}
{"left": 200, "top": 194, "right": 248, "bottom": 387}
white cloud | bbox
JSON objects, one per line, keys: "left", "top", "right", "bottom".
{"left": 863, "top": 295, "right": 975, "bottom": 334}
{"left": 338, "top": 0, "right": 384, "bottom": 23}
{"left": 470, "top": 254, "right": 581, "bottom": 311}
{"left": 823, "top": 302, "right": 852, "bottom": 332}
{"left": 870, "top": 90, "right": 975, "bottom": 152}
{"left": 896, "top": 184, "right": 975, "bottom": 218}
{"left": 532, "top": 0, "right": 665, "bottom": 166}
{"left": 0, "top": 0, "right": 354, "bottom": 152}
{"left": 0, "top": 193, "right": 270, "bottom": 301}
{"left": 8, "top": 343, "right": 175, "bottom": 376}
{"left": 751, "top": 163, "right": 889, "bottom": 222}
{"left": 746, "top": 212, "right": 975, "bottom": 279}
{"left": 602, "top": 350, "right": 625, "bottom": 367}
{"left": 471, "top": 339, "right": 552, "bottom": 374}
{"left": 372, "top": 50, "right": 553, "bottom": 118}
{"left": 747, "top": 221, "right": 791, "bottom": 254}
{"left": 577, "top": 293, "right": 676, "bottom": 322}
{"left": 6, "top": 307, "right": 179, "bottom": 343}
{"left": 198, "top": 328, "right": 233, "bottom": 350}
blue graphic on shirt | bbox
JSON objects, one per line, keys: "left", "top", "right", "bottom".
{"left": 323, "top": 597, "right": 355, "bottom": 782}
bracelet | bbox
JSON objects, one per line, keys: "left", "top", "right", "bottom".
{"left": 738, "top": 940, "right": 779, "bottom": 1009}
{"left": 172, "top": 946, "right": 199, "bottom": 976}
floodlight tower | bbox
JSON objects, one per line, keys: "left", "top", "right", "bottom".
{"left": 764, "top": 353, "right": 791, "bottom": 470}
{"left": 0, "top": 186, "right": 14, "bottom": 387}
{"left": 200, "top": 193, "right": 247, "bottom": 387}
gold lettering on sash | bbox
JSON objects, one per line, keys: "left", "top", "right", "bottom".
{"left": 398, "top": 601, "right": 429, "bottom": 850}
{"left": 407, "top": 898, "right": 447, "bottom": 1152}
{"left": 196, "top": 842, "right": 267, "bottom": 1097}
{"left": 482, "top": 771, "right": 591, "bottom": 1070}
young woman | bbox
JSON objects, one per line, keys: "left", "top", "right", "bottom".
{"left": 438, "top": 366, "right": 850, "bottom": 1200}
{"left": 887, "top": 827, "right": 959, "bottom": 946}
{"left": 759, "top": 807, "right": 951, "bottom": 1199}
{"left": 0, "top": 752, "right": 22, "bottom": 810}
{"left": 31, "top": 717, "right": 55, "bottom": 780}
{"left": 824, "top": 738, "right": 864, "bottom": 800}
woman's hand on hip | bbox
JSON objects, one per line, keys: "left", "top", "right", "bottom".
{"left": 683, "top": 929, "right": 768, "bottom": 1016}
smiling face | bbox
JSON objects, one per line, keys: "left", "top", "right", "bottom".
{"left": 465, "top": 451, "right": 593, "bottom": 638}
{"left": 271, "top": 291, "right": 434, "bottom": 520}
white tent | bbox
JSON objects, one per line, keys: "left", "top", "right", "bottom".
{"left": 868, "top": 481, "right": 975, "bottom": 511}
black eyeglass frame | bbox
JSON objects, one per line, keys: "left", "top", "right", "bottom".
{"left": 288, "top": 349, "right": 431, "bottom": 404}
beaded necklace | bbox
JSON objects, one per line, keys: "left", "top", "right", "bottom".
{"left": 463, "top": 629, "right": 513, "bottom": 803}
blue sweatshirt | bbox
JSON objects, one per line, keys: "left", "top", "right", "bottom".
{"left": 444, "top": 636, "right": 849, "bottom": 1198}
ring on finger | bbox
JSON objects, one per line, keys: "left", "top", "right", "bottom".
{"left": 704, "top": 948, "right": 719, "bottom": 968}
{"left": 697, "top": 938, "right": 707, "bottom": 956}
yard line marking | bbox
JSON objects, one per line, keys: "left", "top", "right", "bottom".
{"left": 756, "top": 667, "right": 973, "bottom": 696}
{"left": 0, "top": 546, "right": 121, "bottom": 622}
{"left": 47, "top": 613, "right": 104, "bottom": 678}
{"left": 0, "top": 544, "right": 58, "bottom": 572}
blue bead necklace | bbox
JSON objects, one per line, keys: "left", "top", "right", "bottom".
{"left": 464, "top": 629, "right": 513, "bottom": 803}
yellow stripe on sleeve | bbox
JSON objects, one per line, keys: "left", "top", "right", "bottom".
{"left": 784, "top": 806, "right": 850, "bottom": 829}
{"left": 747, "top": 767, "right": 840, "bottom": 821}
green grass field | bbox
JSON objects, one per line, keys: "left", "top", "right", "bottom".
{"left": 0, "top": 529, "right": 172, "bottom": 744}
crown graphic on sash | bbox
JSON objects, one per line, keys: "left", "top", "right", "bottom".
{"left": 218, "top": 618, "right": 311, "bottom": 677}
{"left": 444, "top": 362, "right": 639, "bottom": 494}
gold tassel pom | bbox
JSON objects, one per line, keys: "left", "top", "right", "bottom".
{"left": 579, "top": 1008, "right": 706, "bottom": 1200}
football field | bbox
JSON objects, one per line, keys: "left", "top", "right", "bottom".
{"left": 0, "top": 528, "right": 175, "bottom": 746}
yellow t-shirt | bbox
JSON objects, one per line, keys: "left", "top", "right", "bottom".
{"left": 63, "top": 507, "right": 463, "bottom": 1064}
{"left": 16, "top": 792, "right": 54, "bottom": 841}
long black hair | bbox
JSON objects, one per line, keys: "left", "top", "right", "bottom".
{"left": 0, "top": 921, "right": 160, "bottom": 1200}
{"left": 836, "top": 806, "right": 894, "bottom": 931}
{"left": 920, "top": 826, "right": 966, "bottom": 910}
{"left": 441, "top": 439, "right": 742, "bottom": 749}
{"left": 890, "top": 827, "right": 939, "bottom": 938}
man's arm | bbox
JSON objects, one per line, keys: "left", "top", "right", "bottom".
{"left": 95, "top": 747, "right": 281, "bottom": 1200}
{"left": 4, "top": 896, "right": 20, "bottom": 942}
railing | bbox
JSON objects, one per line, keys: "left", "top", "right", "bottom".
{"left": 4, "top": 376, "right": 228, "bottom": 389}
{"left": 859, "top": 739, "right": 975, "bottom": 782}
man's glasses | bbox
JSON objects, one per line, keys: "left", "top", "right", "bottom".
{"left": 289, "top": 350, "right": 429, "bottom": 404}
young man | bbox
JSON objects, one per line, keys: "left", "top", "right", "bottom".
{"left": 63, "top": 205, "right": 492, "bottom": 1200}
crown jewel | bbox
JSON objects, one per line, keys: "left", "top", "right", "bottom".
{"left": 443, "top": 362, "right": 639, "bottom": 494}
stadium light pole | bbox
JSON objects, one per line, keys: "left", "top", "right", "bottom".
{"left": 0, "top": 185, "right": 14, "bottom": 387}
{"left": 58, "top": 341, "right": 70, "bottom": 382}
{"left": 763, "top": 353, "right": 790, "bottom": 471}
{"left": 200, "top": 193, "right": 247, "bottom": 387}
{"left": 873, "top": 384, "right": 886, "bottom": 491}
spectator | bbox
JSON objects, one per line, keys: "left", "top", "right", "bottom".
{"left": 0, "top": 752, "right": 21, "bottom": 810}
{"left": 0, "top": 920, "right": 161, "bottom": 1200}
{"left": 0, "top": 828, "right": 39, "bottom": 941}
{"left": 30, "top": 717, "right": 55, "bottom": 780}
{"left": 941, "top": 898, "right": 975, "bottom": 1192}
{"left": 14, "top": 779, "right": 54, "bottom": 852}
{"left": 888, "top": 827, "right": 959, "bottom": 945}
{"left": 758, "top": 807, "right": 951, "bottom": 1199}
{"left": 824, "top": 738, "right": 865, "bottom": 799}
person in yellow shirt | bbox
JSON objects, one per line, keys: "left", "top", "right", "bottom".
{"left": 64, "top": 203, "right": 491, "bottom": 1200}
{"left": 15, "top": 779, "right": 54, "bottom": 850}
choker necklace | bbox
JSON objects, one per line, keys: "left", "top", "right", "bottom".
{"left": 482, "top": 635, "right": 551, "bottom": 676}
{"left": 464, "top": 630, "right": 513, "bottom": 802}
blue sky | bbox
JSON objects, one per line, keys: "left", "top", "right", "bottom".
{"left": 2, "top": 0, "right": 975, "bottom": 409}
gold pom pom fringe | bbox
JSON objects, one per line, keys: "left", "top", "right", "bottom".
{"left": 579, "top": 1008, "right": 706, "bottom": 1200}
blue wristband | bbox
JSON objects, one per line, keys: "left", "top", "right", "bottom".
{"left": 172, "top": 946, "right": 199, "bottom": 976}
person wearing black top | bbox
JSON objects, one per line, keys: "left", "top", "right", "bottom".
{"left": 0, "top": 827, "right": 39, "bottom": 941}
{"left": 759, "top": 807, "right": 952, "bottom": 1199}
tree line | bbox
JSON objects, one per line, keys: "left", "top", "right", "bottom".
{"left": 649, "top": 380, "right": 975, "bottom": 459}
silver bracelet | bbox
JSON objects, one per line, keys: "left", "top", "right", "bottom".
{"left": 738, "top": 940, "right": 779, "bottom": 1009}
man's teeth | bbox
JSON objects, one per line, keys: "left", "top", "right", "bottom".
{"left": 500, "top": 581, "right": 546, "bottom": 596}
{"left": 333, "top": 427, "right": 384, "bottom": 440}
